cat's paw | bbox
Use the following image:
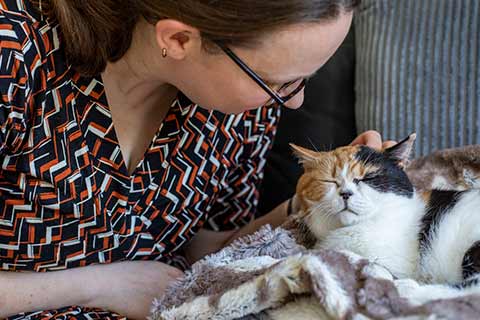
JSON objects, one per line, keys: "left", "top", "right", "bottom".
{"left": 394, "top": 279, "right": 467, "bottom": 306}
{"left": 394, "top": 278, "right": 421, "bottom": 297}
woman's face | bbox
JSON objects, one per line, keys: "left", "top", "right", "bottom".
{"left": 175, "top": 12, "right": 353, "bottom": 114}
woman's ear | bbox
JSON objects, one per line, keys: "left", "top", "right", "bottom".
{"left": 154, "top": 19, "right": 201, "bottom": 60}
{"left": 383, "top": 133, "right": 416, "bottom": 168}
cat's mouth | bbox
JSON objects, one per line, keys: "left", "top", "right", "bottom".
{"left": 339, "top": 206, "right": 358, "bottom": 215}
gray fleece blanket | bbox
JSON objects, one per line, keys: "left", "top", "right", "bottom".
{"left": 150, "top": 146, "right": 480, "bottom": 320}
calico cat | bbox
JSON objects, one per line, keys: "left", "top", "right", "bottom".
{"left": 289, "top": 134, "right": 480, "bottom": 287}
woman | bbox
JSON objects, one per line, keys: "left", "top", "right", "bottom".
{"left": 0, "top": 0, "right": 391, "bottom": 318}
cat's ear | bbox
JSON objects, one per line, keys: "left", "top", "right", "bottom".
{"left": 290, "top": 144, "right": 320, "bottom": 167}
{"left": 384, "top": 133, "right": 416, "bottom": 168}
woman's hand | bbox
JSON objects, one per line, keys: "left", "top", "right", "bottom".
{"left": 349, "top": 130, "right": 396, "bottom": 150}
{"left": 85, "top": 261, "right": 184, "bottom": 320}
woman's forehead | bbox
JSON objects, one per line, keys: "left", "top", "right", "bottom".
{"left": 235, "top": 13, "right": 353, "bottom": 81}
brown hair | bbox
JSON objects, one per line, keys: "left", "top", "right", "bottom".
{"left": 35, "top": 0, "right": 360, "bottom": 76}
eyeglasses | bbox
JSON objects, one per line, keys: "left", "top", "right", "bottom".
{"left": 216, "top": 43, "right": 307, "bottom": 107}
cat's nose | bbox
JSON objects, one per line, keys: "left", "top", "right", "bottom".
{"left": 340, "top": 190, "right": 353, "bottom": 200}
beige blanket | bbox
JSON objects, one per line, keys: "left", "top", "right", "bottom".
{"left": 150, "top": 145, "right": 480, "bottom": 320}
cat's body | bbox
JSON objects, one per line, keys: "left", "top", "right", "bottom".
{"left": 291, "top": 135, "right": 480, "bottom": 286}
{"left": 419, "top": 189, "right": 480, "bottom": 285}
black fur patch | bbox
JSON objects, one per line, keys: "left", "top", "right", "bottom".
{"left": 419, "top": 190, "right": 464, "bottom": 249}
{"left": 454, "top": 275, "right": 480, "bottom": 289}
{"left": 355, "top": 146, "right": 414, "bottom": 198}
{"left": 462, "top": 241, "right": 480, "bottom": 281}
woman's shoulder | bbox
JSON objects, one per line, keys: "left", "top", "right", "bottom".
{"left": 0, "top": 2, "right": 40, "bottom": 97}
{"left": 0, "top": 0, "right": 42, "bottom": 22}
{"left": 1, "top": 0, "right": 71, "bottom": 94}
{"left": 0, "top": 0, "right": 44, "bottom": 42}
{"left": 0, "top": 8, "right": 40, "bottom": 78}
{"left": 0, "top": 0, "right": 64, "bottom": 74}
{"left": 0, "top": 1, "right": 71, "bottom": 153}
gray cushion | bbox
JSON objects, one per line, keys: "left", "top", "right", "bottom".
{"left": 355, "top": 0, "right": 480, "bottom": 156}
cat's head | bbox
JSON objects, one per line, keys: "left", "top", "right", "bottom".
{"left": 291, "top": 134, "right": 417, "bottom": 237}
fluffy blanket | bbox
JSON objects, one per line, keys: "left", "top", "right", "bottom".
{"left": 150, "top": 146, "right": 480, "bottom": 320}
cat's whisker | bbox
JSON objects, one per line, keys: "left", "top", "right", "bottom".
{"left": 309, "top": 204, "right": 337, "bottom": 218}
{"left": 307, "top": 136, "right": 320, "bottom": 152}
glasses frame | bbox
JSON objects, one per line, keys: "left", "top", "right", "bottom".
{"left": 216, "top": 43, "right": 307, "bottom": 107}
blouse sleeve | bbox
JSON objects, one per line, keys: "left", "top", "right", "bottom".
{"left": 204, "top": 105, "right": 281, "bottom": 231}
{"left": 0, "top": 13, "right": 34, "bottom": 154}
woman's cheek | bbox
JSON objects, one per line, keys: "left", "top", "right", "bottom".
{"left": 284, "top": 91, "right": 305, "bottom": 110}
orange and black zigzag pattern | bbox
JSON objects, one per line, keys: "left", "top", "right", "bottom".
{"left": 0, "top": 1, "right": 280, "bottom": 319}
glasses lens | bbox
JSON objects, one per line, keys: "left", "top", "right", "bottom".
{"left": 264, "top": 79, "right": 306, "bottom": 107}
{"left": 279, "top": 79, "right": 304, "bottom": 98}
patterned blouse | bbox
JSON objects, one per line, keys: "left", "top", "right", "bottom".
{"left": 0, "top": 1, "right": 279, "bottom": 318}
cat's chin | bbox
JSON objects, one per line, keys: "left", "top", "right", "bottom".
{"left": 338, "top": 210, "right": 366, "bottom": 226}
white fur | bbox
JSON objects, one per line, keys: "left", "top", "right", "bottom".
{"left": 395, "top": 278, "right": 480, "bottom": 306}
{"left": 419, "top": 189, "right": 480, "bottom": 284}
{"left": 306, "top": 172, "right": 480, "bottom": 286}
{"left": 463, "top": 169, "right": 480, "bottom": 189}
{"left": 431, "top": 175, "right": 455, "bottom": 190}
{"left": 308, "top": 178, "right": 425, "bottom": 279}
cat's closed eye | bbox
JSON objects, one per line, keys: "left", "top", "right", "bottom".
{"left": 319, "top": 179, "right": 339, "bottom": 186}
{"left": 354, "top": 174, "right": 377, "bottom": 184}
